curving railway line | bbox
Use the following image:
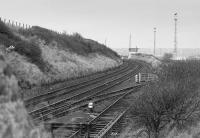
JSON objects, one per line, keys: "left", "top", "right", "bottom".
{"left": 29, "top": 62, "right": 142, "bottom": 123}
{"left": 25, "top": 60, "right": 149, "bottom": 138}
{"left": 62, "top": 84, "right": 144, "bottom": 138}
{"left": 25, "top": 62, "right": 130, "bottom": 108}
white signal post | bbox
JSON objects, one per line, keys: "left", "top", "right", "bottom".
{"left": 135, "top": 74, "right": 139, "bottom": 83}
{"left": 88, "top": 102, "right": 93, "bottom": 108}
{"left": 138, "top": 73, "right": 141, "bottom": 82}
{"left": 88, "top": 101, "right": 94, "bottom": 113}
{"left": 135, "top": 73, "right": 141, "bottom": 83}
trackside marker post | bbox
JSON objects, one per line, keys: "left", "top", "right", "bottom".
{"left": 88, "top": 101, "right": 94, "bottom": 113}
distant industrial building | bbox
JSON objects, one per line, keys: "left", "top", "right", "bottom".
{"left": 128, "top": 47, "right": 139, "bottom": 59}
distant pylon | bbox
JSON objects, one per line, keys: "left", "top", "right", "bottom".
{"left": 129, "top": 33, "right": 132, "bottom": 50}
{"left": 174, "top": 13, "right": 178, "bottom": 57}
{"left": 153, "top": 27, "right": 156, "bottom": 55}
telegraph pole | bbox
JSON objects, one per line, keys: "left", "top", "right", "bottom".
{"left": 153, "top": 27, "right": 156, "bottom": 55}
{"left": 174, "top": 13, "right": 178, "bottom": 57}
{"left": 128, "top": 34, "right": 132, "bottom": 58}
{"left": 129, "top": 34, "right": 132, "bottom": 50}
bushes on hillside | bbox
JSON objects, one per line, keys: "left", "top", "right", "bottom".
{"left": 0, "top": 20, "right": 19, "bottom": 41}
{"left": 158, "top": 60, "right": 200, "bottom": 81}
{"left": 0, "top": 20, "right": 121, "bottom": 89}
{"left": 0, "top": 56, "right": 51, "bottom": 138}
{"left": 162, "top": 53, "right": 173, "bottom": 62}
{"left": 0, "top": 21, "right": 47, "bottom": 72}
{"left": 131, "top": 81, "right": 200, "bottom": 138}
{"left": 14, "top": 41, "right": 47, "bottom": 72}
{"left": 131, "top": 60, "right": 200, "bottom": 138}
{"left": 18, "top": 26, "right": 120, "bottom": 59}
{"left": 0, "top": 20, "right": 19, "bottom": 47}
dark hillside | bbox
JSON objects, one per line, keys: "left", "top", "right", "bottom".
{"left": 0, "top": 20, "right": 19, "bottom": 46}
{"left": 19, "top": 26, "right": 119, "bottom": 59}
{"left": 0, "top": 21, "right": 47, "bottom": 72}
{"left": 0, "top": 20, "right": 121, "bottom": 88}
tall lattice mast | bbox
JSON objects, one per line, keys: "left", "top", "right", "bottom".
{"left": 174, "top": 13, "right": 178, "bottom": 57}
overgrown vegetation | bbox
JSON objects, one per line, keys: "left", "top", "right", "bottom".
{"left": 0, "top": 57, "right": 51, "bottom": 138}
{"left": 0, "top": 20, "right": 47, "bottom": 72}
{"left": 131, "top": 59, "right": 200, "bottom": 138}
{"left": 0, "top": 21, "right": 121, "bottom": 89}
{"left": 162, "top": 53, "right": 173, "bottom": 62}
{"left": 18, "top": 26, "right": 119, "bottom": 59}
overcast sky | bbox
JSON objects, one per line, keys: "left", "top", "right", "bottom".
{"left": 1, "top": 0, "right": 200, "bottom": 50}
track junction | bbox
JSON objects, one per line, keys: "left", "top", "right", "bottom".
{"left": 25, "top": 60, "right": 153, "bottom": 138}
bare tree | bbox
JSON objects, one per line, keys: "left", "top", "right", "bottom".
{"left": 130, "top": 80, "right": 200, "bottom": 138}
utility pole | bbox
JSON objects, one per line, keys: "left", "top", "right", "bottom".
{"left": 129, "top": 34, "right": 132, "bottom": 50}
{"left": 128, "top": 34, "right": 132, "bottom": 58}
{"left": 174, "top": 13, "right": 178, "bottom": 57}
{"left": 153, "top": 27, "right": 156, "bottom": 55}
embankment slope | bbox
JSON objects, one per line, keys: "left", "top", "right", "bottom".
{"left": 0, "top": 21, "right": 121, "bottom": 89}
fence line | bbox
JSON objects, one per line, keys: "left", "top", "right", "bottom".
{"left": 0, "top": 17, "right": 62, "bottom": 34}
{"left": 0, "top": 17, "right": 32, "bottom": 30}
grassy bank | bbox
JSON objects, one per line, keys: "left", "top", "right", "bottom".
{"left": 0, "top": 20, "right": 121, "bottom": 89}
{"left": 0, "top": 57, "right": 51, "bottom": 138}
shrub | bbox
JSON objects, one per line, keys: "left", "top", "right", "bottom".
{"left": 131, "top": 60, "right": 200, "bottom": 138}
{"left": 158, "top": 60, "right": 200, "bottom": 81}
{"left": 2, "top": 22, "right": 121, "bottom": 89}
{"left": 0, "top": 20, "right": 20, "bottom": 47}
{"left": 0, "top": 58, "right": 51, "bottom": 137}
{"left": 0, "top": 21, "right": 47, "bottom": 72}
{"left": 162, "top": 53, "right": 173, "bottom": 62}
{"left": 0, "top": 20, "right": 18, "bottom": 41}
{"left": 131, "top": 80, "right": 200, "bottom": 138}
{"left": 14, "top": 41, "right": 47, "bottom": 71}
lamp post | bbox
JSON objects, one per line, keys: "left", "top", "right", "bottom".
{"left": 154, "top": 27, "right": 156, "bottom": 55}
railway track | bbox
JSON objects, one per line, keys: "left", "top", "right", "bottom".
{"left": 42, "top": 85, "right": 143, "bottom": 138}
{"left": 26, "top": 60, "right": 147, "bottom": 138}
{"left": 30, "top": 63, "right": 142, "bottom": 122}
{"left": 65, "top": 84, "right": 143, "bottom": 138}
{"left": 25, "top": 62, "right": 130, "bottom": 108}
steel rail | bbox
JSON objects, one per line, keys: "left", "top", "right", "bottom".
{"left": 29, "top": 65, "right": 134, "bottom": 114}
{"left": 56, "top": 61, "right": 151, "bottom": 137}
{"left": 86, "top": 86, "right": 142, "bottom": 138}
{"left": 53, "top": 85, "right": 142, "bottom": 138}
{"left": 51, "top": 85, "right": 141, "bottom": 118}
{"left": 25, "top": 62, "right": 128, "bottom": 101}
{"left": 36, "top": 85, "right": 138, "bottom": 138}
{"left": 31, "top": 65, "right": 140, "bottom": 122}
{"left": 25, "top": 62, "right": 130, "bottom": 108}
{"left": 94, "top": 108, "right": 129, "bottom": 138}
{"left": 42, "top": 86, "right": 139, "bottom": 130}
{"left": 50, "top": 84, "right": 142, "bottom": 119}
{"left": 68, "top": 80, "right": 144, "bottom": 138}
